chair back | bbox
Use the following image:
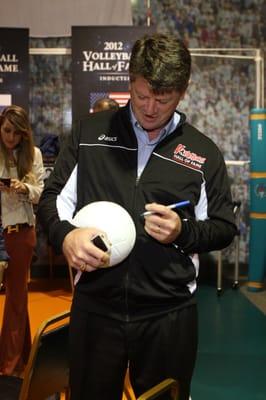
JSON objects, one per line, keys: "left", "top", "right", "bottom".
{"left": 137, "top": 378, "right": 179, "bottom": 400}
{"left": 123, "top": 374, "right": 179, "bottom": 400}
{"left": 19, "top": 310, "right": 70, "bottom": 400}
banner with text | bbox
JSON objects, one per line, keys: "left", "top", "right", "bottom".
{"left": 0, "top": 28, "right": 29, "bottom": 112}
{"left": 72, "top": 26, "right": 152, "bottom": 121}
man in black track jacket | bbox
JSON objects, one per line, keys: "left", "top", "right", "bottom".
{"left": 38, "top": 33, "right": 237, "bottom": 400}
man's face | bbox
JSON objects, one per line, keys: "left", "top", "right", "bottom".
{"left": 130, "top": 76, "right": 185, "bottom": 134}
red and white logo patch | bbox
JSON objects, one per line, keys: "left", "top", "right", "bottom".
{"left": 173, "top": 144, "right": 206, "bottom": 170}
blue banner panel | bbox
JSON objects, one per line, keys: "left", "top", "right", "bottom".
{"left": 250, "top": 108, "right": 266, "bottom": 172}
{"left": 248, "top": 108, "right": 266, "bottom": 291}
{"left": 250, "top": 178, "right": 266, "bottom": 212}
{"left": 72, "top": 26, "right": 153, "bottom": 121}
{"left": 248, "top": 217, "right": 266, "bottom": 291}
{"left": 0, "top": 28, "right": 29, "bottom": 112}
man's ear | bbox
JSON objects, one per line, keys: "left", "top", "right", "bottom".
{"left": 178, "top": 90, "right": 186, "bottom": 101}
{"left": 180, "top": 91, "right": 185, "bottom": 100}
{"left": 180, "top": 83, "right": 189, "bottom": 100}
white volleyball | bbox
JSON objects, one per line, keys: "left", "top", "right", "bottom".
{"left": 72, "top": 201, "right": 136, "bottom": 267}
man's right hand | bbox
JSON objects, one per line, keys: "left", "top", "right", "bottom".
{"left": 62, "top": 227, "right": 110, "bottom": 272}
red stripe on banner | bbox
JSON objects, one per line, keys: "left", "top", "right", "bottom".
{"left": 109, "top": 92, "right": 130, "bottom": 107}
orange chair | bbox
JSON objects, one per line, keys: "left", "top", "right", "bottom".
{"left": 0, "top": 310, "right": 70, "bottom": 400}
{"left": 123, "top": 369, "right": 179, "bottom": 400}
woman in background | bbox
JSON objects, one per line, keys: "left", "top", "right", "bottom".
{"left": 0, "top": 105, "right": 44, "bottom": 376}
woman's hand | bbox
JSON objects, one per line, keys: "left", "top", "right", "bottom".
{"left": 10, "top": 179, "right": 29, "bottom": 194}
{"left": 0, "top": 181, "right": 11, "bottom": 193}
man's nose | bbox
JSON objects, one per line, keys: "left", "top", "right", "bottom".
{"left": 145, "top": 99, "right": 157, "bottom": 114}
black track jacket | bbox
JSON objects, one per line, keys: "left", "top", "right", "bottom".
{"left": 38, "top": 105, "right": 237, "bottom": 321}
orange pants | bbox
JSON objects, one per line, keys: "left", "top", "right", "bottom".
{"left": 0, "top": 225, "right": 36, "bottom": 375}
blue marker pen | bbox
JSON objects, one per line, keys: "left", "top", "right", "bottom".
{"left": 141, "top": 200, "right": 190, "bottom": 217}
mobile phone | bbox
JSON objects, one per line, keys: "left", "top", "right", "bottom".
{"left": 0, "top": 178, "right": 11, "bottom": 187}
{"left": 91, "top": 234, "right": 111, "bottom": 252}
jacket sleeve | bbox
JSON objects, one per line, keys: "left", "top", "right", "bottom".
{"left": 23, "top": 147, "right": 45, "bottom": 204}
{"left": 175, "top": 149, "right": 237, "bottom": 254}
{"left": 37, "top": 126, "right": 80, "bottom": 254}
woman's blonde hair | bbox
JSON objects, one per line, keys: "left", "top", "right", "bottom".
{"left": 0, "top": 105, "right": 35, "bottom": 180}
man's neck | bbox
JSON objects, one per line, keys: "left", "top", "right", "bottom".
{"left": 147, "top": 129, "right": 161, "bottom": 141}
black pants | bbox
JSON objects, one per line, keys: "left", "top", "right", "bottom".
{"left": 69, "top": 304, "right": 198, "bottom": 400}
